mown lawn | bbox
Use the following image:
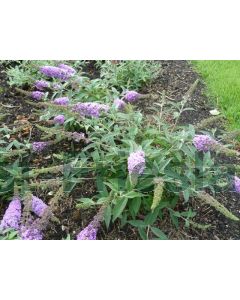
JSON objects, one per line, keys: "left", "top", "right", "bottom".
{"left": 192, "top": 60, "right": 240, "bottom": 130}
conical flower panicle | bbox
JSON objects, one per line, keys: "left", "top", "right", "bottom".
{"left": 32, "top": 196, "right": 48, "bottom": 217}
{"left": 0, "top": 197, "right": 21, "bottom": 231}
{"left": 40, "top": 66, "right": 74, "bottom": 81}
{"left": 127, "top": 150, "right": 145, "bottom": 175}
{"left": 151, "top": 178, "right": 164, "bottom": 211}
{"left": 31, "top": 91, "right": 45, "bottom": 101}
{"left": 72, "top": 102, "right": 109, "bottom": 118}
{"left": 20, "top": 218, "right": 43, "bottom": 240}
{"left": 197, "top": 191, "right": 239, "bottom": 221}
{"left": 76, "top": 204, "right": 106, "bottom": 240}
{"left": 124, "top": 91, "right": 140, "bottom": 102}
{"left": 193, "top": 135, "right": 217, "bottom": 152}
{"left": 35, "top": 80, "right": 49, "bottom": 91}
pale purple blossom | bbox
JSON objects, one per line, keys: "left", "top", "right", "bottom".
{"left": 58, "top": 64, "right": 76, "bottom": 76}
{"left": 114, "top": 98, "right": 126, "bottom": 110}
{"left": 54, "top": 115, "right": 65, "bottom": 125}
{"left": 124, "top": 91, "right": 140, "bottom": 102}
{"left": 128, "top": 150, "right": 146, "bottom": 175}
{"left": 31, "top": 91, "right": 45, "bottom": 101}
{"left": 35, "top": 80, "right": 49, "bottom": 91}
{"left": 32, "top": 142, "right": 48, "bottom": 153}
{"left": 32, "top": 196, "right": 48, "bottom": 217}
{"left": 0, "top": 197, "right": 21, "bottom": 231}
{"left": 40, "top": 66, "right": 73, "bottom": 80}
{"left": 72, "top": 102, "right": 109, "bottom": 118}
{"left": 234, "top": 176, "right": 240, "bottom": 193}
{"left": 76, "top": 221, "right": 98, "bottom": 240}
{"left": 20, "top": 223, "right": 43, "bottom": 240}
{"left": 193, "top": 135, "right": 217, "bottom": 152}
{"left": 53, "top": 97, "right": 69, "bottom": 106}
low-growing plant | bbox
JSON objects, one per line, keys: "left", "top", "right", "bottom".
{"left": 0, "top": 60, "right": 239, "bottom": 240}
{"left": 99, "top": 60, "right": 161, "bottom": 91}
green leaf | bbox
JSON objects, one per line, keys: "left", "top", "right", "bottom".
{"left": 8, "top": 230, "right": 18, "bottom": 239}
{"left": 138, "top": 227, "right": 147, "bottom": 240}
{"left": 76, "top": 198, "right": 95, "bottom": 207}
{"left": 144, "top": 209, "right": 159, "bottom": 226}
{"left": 124, "top": 191, "right": 143, "bottom": 199}
{"left": 151, "top": 227, "right": 168, "bottom": 240}
{"left": 104, "top": 179, "right": 119, "bottom": 192}
{"left": 128, "top": 220, "right": 146, "bottom": 227}
{"left": 129, "top": 197, "right": 141, "bottom": 216}
{"left": 183, "top": 190, "right": 190, "bottom": 202}
{"left": 112, "top": 197, "right": 128, "bottom": 221}
{"left": 170, "top": 211, "right": 179, "bottom": 228}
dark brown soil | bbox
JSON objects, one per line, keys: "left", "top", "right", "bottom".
{"left": 0, "top": 61, "right": 239, "bottom": 240}
{"left": 138, "top": 60, "right": 212, "bottom": 125}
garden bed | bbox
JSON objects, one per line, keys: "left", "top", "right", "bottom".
{"left": 0, "top": 60, "right": 239, "bottom": 240}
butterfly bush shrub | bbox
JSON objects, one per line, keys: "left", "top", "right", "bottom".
{"left": 74, "top": 104, "right": 239, "bottom": 239}
{"left": 1, "top": 61, "right": 240, "bottom": 240}
{"left": 99, "top": 60, "right": 161, "bottom": 90}
{"left": 31, "top": 64, "right": 240, "bottom": 238}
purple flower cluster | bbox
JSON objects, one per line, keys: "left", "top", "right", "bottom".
{"left": 193, "top": 135, "right": 217, "bottom": 152}
{"left": 53, "top": 97, "right": 69, "bottom": 106}
{"left": 20, "top": 223, "right": 43, "bottom": 240}
{"left": 32, "top": 142, "right": 48, "bottom": 153}
{"left": 72, "top": 102, "right": 109, "bottom": 118}
{"left": 54, "top": 114, "right": 65, "bottom": 125}
{"left": 32, "top": 196, "right": 48, "bottom": 217}
{"left": 234, "top": 176, "right": 240, "bottom": 193}
{"left": 58, "top": 64, "right": 76, "bottom": 76}
{"left": 76, "top": 221, "right": 98, "bottom": 240}
{"left": 35, "top": 80, "right": 49, "bottom": 91}
{"left": 124, "top": 91, "right": 140, "bottom": 102}
{"left": 114, "top": 98, "right": 126, "bottom": 110}
{"left": 40, "top": 66, "right": 74, "bottom": 81}
{"left": 0, "top": 197, "right": 21, "bottom": 231}
{"left": 128, "top": 150, "right": 146, "bottom": 175}
{"left": 31, "top": 91, "right": 45, "bottom": 101}
{"left": 0, "top": 195, "right": 49, "bottom": 239}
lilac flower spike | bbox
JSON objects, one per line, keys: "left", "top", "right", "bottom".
{"left": 53, "top": 97, "right": 69, "bottom": 106}
{"left": 20, "top": 224, "right": 43, "bottom": 240}
{"left": 193, "top": 134, "right": 217, "bottom": 152}
{"left": 31, "top": 91, "right": 45, "bottom": 101}
{"left": 0, "top": 197, "right": 21, "bottom": 231}
{"left": 114, "top": 98, "right": 126, "bottom": 110}
{"left": 72, "top": 102, "right": 109, "bottom": 118}
{"left": 234, "top": 176, "right": 240, "bottom": 193}
{"left": 128, "top": 150, "right": 146, "bottom": 175}
{"left": 35, "top": 80, "right": 49, "bottom": 91}
{"left": 76, "top": 221, "right": 98, "bottom": 240}
{"left": 32, "top": 142, "right": 48, "bottom": 153}
{"left": 40, "top": 66, "right": 73, "bottom": 81}
{"left": 54, "top": 115, "right": 65, "bottom": 125}
{"left": 32, "top": 196, "right": 48, "bottom": 217}
{"left": 124, "top": 91, "right": 140, "bottom": 102}
{"left": 58, "top": 64, "right": 76, "bottom": 76}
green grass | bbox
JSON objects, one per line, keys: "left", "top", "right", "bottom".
{"left": 192, "top": 60, "right": 240, "bottom": 130}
